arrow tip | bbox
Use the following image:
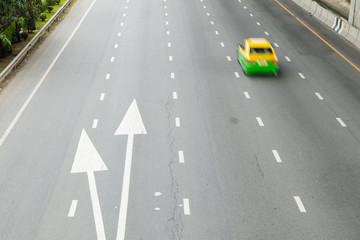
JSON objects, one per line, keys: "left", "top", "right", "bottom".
{"left": 71, "top": 129, "right": 108, "bottom": 173}
{"left": 115, "top": 99, "right": 147, "bottom": 135}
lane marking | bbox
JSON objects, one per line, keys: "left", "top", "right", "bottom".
{"left": 111, "top": 57, "right": 115, "bottom": 62}
{"left": 272, "top": 150, "right": 282, "bottom": 163}
{"left": 171, "top": 72, "right": 175, "bottom": 79}
{"left": 165, "top": 12, "right": 168, "bottom": 16}
{"left": 227, "top": 56, "right": 232, "bottom": 61}
{"left": 265, "top": 31, "right": 269, "bottom": 36}
{"left": 298, "top": 73, "right": 305, "bottom": 79}
{"left": 183, "top": 198, "right": 191, "bottom": 215}
{"left": 68, "top": 200, "right": 78, "bottom": 217}
{"left": 244, "top": 91, "right": 250, "bottom": 99}
{"left": 215, "top": 31, "right": 219, "bottom": 35}
{"left": 123, "top": 13, "right": 126, "bottom": 17}
{"left": 206, "top": 12, "right": 210, "bottom": 16}
{"left": 168, "top": 42, "right": 172, "bottom": 47}
{"left": 315, "top": 92, "right": 324, "bottom": 100}
{"left": 173, "top": 92, "right": 178, "bottom": 99}
{"left": 203, "top": 5, "right": 206, "bottom": 8}
{"left": 274, "top": 42, "right": 279, "bottom": 47}
{"left": 256, "top": 22, "right": 261, "bottom": 25}
{"left": 100, "top": 93, "right": 105, "bottom": 101}
{"left": 256, "top": 117, "right": 264, "bottom": 126}
{"left": 285, "top": 56, "right": 291, "bottom": 62}
{"left": 125, "top": 6, "right": 127, "bottom": 9}
{"left": 250, "top": 13, "right": 253, "bottom": 17}
{"left": 106, "top": 73, "right": 110, "bottom": 80}
{"left": 166, "top": 30, "right": 170, "bottom": 35}
{"left": 220, "top": 42, "right": 225, "bottom": 47}
{"left": 273, "top": 0, "right": 360, "bottom": 73}
{"left": 169, "top": 56, "right": 173, "bottom": 61}
{"left": 0, "top": 0, "right": 98, "bottom": 148}
{"left": 175, "top": 117, "right": 181, "bottom": 127}
{"left": 165, "top": 21, "right": 169, "bottom": 25}
{"left": 121, "top": 22, "right": 124, "bottom": 27}
{"left": 294, "top": 196, "right": 307, "bottom": 213}
{"left": 164, "top": 5, "right": 167, "bottom": 8}
{"left": 92, "top": 119, "right": 98, "bottom": 129}
{"left": 234, "top": 72, "right": 240, "bottom": 78}
{"left": 211, "top": 21, "right": 214, "bottom": 25}
{"left": 178, "top": 151, "right": 185, "bottom": 163}
{"left": 118, "top": 32, "right": 122, "bottom": 37}
{"left": 243, "top": 6, "right": 247, "bottom": 9}
{"left": 114, "top": 44, "right": 118, "bottom": 48}
{"left": 336, "top": 117, "right": 347, "bottom": 127}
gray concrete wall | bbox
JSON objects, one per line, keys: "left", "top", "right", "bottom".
{"left": 316, "top": 0, "right": 350, "bottom": 19}
{"left": 349, "top": 0, "right": 360, "bottom": 28}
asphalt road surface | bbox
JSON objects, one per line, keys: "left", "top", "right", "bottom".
{"left": 1, "top": 0, "right": 360, "bottom": 239}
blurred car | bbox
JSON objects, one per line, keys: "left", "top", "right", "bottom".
{"left": 237, "top": 38, "right": 278, "bottom": 76}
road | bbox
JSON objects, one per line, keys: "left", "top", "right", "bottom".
{"left": 0, "top": 0, "right": 360, "bottom": 239}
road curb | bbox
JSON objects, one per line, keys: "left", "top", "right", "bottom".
{"left": 0, "top": 0, "right": 72, "bottom": 84}
{"left": 292, "top": 0, "right": 360, "bottom": 50}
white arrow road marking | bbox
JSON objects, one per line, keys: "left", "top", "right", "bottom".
{"left": 115, "top": 99, "right": 147, "bottom": 240}
{"left": 71, "top": 129, "right": 108, "bottom": 240}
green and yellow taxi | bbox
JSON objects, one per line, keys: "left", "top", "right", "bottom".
{"left": 237, "top": 38, "right": 279, "bottom": 76}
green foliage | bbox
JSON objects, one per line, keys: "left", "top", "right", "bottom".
{"left": 39, "top": 13, "right": 47, "bottom": 21}
{"left": 0, "top": 33, "right": 13, "bottom": 58}
{"left": 55, "top": 0, "right": 60, "bottom": 4}
{"left": 3, "top": 22, "right": 19, "bottom": 43}
{"left": 47, "top": 6, "right": 53, "bottom": 13}
{"left": 20, "top": 31, "right": 28, "bottom": 40}
{"left": 45, "top": 0, "right": 55, "bottom": 5}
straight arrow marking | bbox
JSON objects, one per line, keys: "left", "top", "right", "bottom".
{"left": 115, "top": 99, "right": 147, "bottom": 240}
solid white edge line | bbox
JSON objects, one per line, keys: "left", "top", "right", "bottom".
{"left": 92, "top": 119, "right": 98, "bottom": 129}
{"left": 173, "top": 92, "right": 177, "bottom": 99}
{"left": 272, "top": 150, "right": 282, "bottom": 163}
{"left": 0, "top": 0, "right": 98, "bottom": 147}
{"left": 294, "top": 196, "right": 307, "bottom": 213}
{"left": 336, "top": 118, "right": 347, "bottom": 127}
{"left": 68, "top": 200, "right": 78, "bottom": 217}
{"left": 256, "top": 117, "right": 264, "bottom": 126}
{"left": 315, "top": 92, "right": 324, "bottom": 100}
{"left": 178, "top": 150, "right": 184, "bottom": 163}
{"left": 183, "top": 198, "right": 191, "bottom": 215}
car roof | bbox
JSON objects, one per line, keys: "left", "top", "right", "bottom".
{"left": 246, "top": 38, "right": 272, "bottom": 48}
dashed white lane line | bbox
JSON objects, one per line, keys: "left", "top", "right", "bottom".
{"left": 211, "top": 21, "right": 214, "bottom": 25}
{"left": 171, "top": 72, "right": 175, "bottom": 79}
{"left": 165, "top": 21, "right": 169, "bottom": 25}
{"left": 92, "top": 119, "right": 98, "bottom": 129}
{"left": 274, "top": 42, "right": 279, "bottom": 47}
{"left": 175, "top": 117, "right": 181, "bottom": 127}
{"left": 285, "top": 56, "right": 291, "bottom": 62}
{"left": 106, "top": 73, "right": 110, "bottom": 80}
{"left": 168, "top": 42, "right": 172, "bottom": 47}
{"left": 265, "top": 31, "right": 269, "bottom": 36}
{"left": 238, "top": 0, "right": 241, "bottom": 2}
{"left": 123, "top": 13, "right": 126, "bottom": 17}
{"left": 118, "top": 32, "right": 122, "bottom": 37}
{"left": 125, "top": 6, "right": 128, "bottom": 9}
{"left": 203, "top": 5, "right": 206, "bottom": 8}
{"left": 215, "top": 31, "right": 219, "bottom": 35}
{"left": 336, "top": 118, "right": 347, "bottom": 127}
{"left": 166, "top": 30, "right": 170, "bottom": 35}
{"left": 234, "top": 72, "right": 240, "bottom": 78}
{"left": 315, "top": 92, "right": 324, "bottom": 100}
{"left": 120, "top": 22, "right": 124, "bottom": 27}
{"left": 256, "top": 117, "right": 264, "bottom": 127}
{"left": 272, "top": 150, "right": 282, "bottom": 163}
{"left": 178, "top": 151, "right": 185, "bottom": 163}
{"left": 164, "top": 5, "right": 167, "bottom": 8}
{"left": 243, "top": 6, "right": 247, "bottom": 9}
{"left": 227, "top": 56, "right": 232, "bottom": 61}
{"left": 173, "top": 92, "right": 178, "bottom": 99}
{"left": 165, "top": 12, "right": 168, "bottom": 16}
{"left": 110, "top": 57, "right": 115, "bottom": 62}
{"left": 169, "top": 56, "right": 173, "bottom": 61}
{"left": 298, "top": 73, "right": 305, "bottom": 79}
{"left": 220, "top": 42, "right": 225, "bottom": 47}
{"left": 183, "top": 198, "right": 191, "bottom": 215}
{"left": 68, "top": 200, "right": 78, "bottom": 217}
{"left": 114, "top": 44, "right": 118, "bottom": 48}
{"left": 256, "top": 22, "right": 261, "bottom": 25}
{"left": 294, "top": 196, "right": 307, "bottom": 213}
{"left": 244, "top": 91, "right": 250, "bottom": 99}
{"left": 206, "top": 12, "right": 210, "bottom": 16}
{"left": 250, "top": 13, "right": 253, "bottom": 17}
{"left": 100, "top": 93, "right": 105, "bottom": 101}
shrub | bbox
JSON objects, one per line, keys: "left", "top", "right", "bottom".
{"left": 47, "top": 6, "right": 53, "bottom": 12}
{"left": 3, "top": 23, "right": 20, "bottom": 44}
{"left": 0, "top": 34, "right": 13, "bottom": 58}
{"left": 46, "top": 0, "right": 55, "bottom": 5}
{"left": 21, "top": 32, "right": 29, "bottom": 41}
{"left": 55, "top": 0, "right": 61, "bottom": 4}
{"left": 39, "top": 13, "right": 47, "bottom": 21}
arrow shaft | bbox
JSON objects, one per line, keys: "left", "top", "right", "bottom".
{"left": 116, "top": 134, "right": 134, "bottom": 240}
{"left": 87, "top": 171, "right": 106, "bottom": 240}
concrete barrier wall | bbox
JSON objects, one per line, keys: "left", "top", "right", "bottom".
{"left": 292, "top": 0, "right": 360, "bottom": 51}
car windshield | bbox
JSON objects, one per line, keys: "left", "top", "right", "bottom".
{"left": 250, "top": 48, "right": 273, "bottom": 54}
